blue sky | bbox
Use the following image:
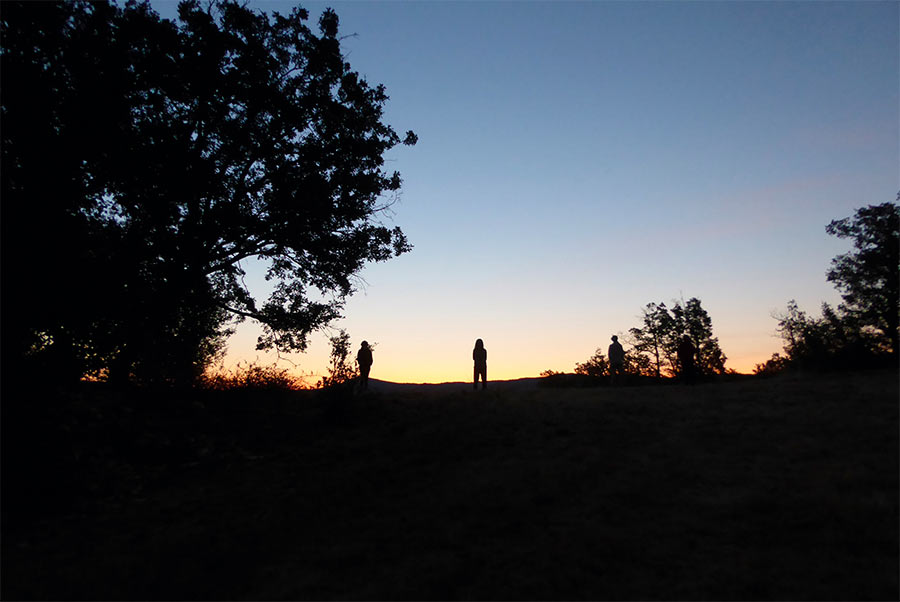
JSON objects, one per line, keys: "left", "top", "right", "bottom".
{"left": 149, "top": 0, "right": 898, "bottom": 382}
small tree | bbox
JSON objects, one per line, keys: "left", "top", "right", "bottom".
{"left": 627, "top": 298, "right": 726, "bottom": 378}
{"left": 671, "top": 297, "right": 727, "bottom": 376}
{"left": 318, "top": 330, "right": 358, "bottom": 388}
{"left": 629, "top": 302, "right": 675, "bottom": 378}
{"left": 619, "top": 332, "right": 654, "bottom": 377}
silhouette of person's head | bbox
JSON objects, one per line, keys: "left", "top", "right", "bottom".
{"left": 474, "top": 338, "right": 484, "bottom": 350}
{"left": 361, "top": 341, "right": 369, "bottom": 349}
{"left": 611, "top": 335, "right": 618, "bottom": 342}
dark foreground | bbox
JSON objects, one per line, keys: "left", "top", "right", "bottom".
{"left": 3, "top": 371, "right": 898, "bottom": 600}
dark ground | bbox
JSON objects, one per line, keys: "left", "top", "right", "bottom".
{"left": 2, "top": 370, "right": 898, "bottom": 600}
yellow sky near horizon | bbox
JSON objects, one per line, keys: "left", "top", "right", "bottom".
{"left": 218, "top": 308, "right": 788, "bottom": 385}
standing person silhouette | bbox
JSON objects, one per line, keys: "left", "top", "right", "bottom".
{"left": 357, "top": 341, "right": 373, "bottom": 390}
{"left": 608, "top": 335, "right": 625, "bottom": 385}
{"left": 473, "top": 338, "right": 487, "bottom": 390}
{"left": 677, "top": 335, "right": 696, "bottom": 385}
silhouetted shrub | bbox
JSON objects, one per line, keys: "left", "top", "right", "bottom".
{"left": 753, "top": 353, "right": 788, "bottom": 377}
{"left": 538, "top": 372, "right": 660, "bottom": 388}
{"left": 538, "top": 373, "right": 603, "bottom": 388}
{"left": 574, "top": 350, "right": 609, "bottom": 378}
{"left": 201, "top": 362, "right": 305, "bottom": 392}
{"left": 774, "top": 300, "right": 895, "bottom": 373}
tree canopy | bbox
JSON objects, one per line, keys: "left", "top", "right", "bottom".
{"left": 2, "top": 0, "right": 416, "bottom": 385}
{"left": 825, "top": 200, "right": 899, "bottom": 355}
{"left": 628, "top": 297, "right": 726, "bottom": 379}
{"left": 768, "top": 198, "right": 900, "bottom": 372}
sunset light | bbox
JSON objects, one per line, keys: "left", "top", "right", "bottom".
{"left": 186, "top": 0, "right": 898, "bottom": 385}
{"left": 4, "top": 1, "right": 896, "bottom": 599}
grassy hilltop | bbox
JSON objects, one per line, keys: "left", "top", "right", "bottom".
{"left": 3, "top": 370, "right": 898, "bottom": 600}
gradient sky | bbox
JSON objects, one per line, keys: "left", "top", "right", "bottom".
{"left": 149, "top": 0, "right": 899, "bottom": 383}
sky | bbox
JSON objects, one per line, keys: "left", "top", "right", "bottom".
{"left": 149, "top": 0, "right": 899, "bottom": 384}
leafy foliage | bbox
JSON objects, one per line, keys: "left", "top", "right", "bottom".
{"left": 772, "top": 199, "right": 899, "bottom": 372}
{"left": 671, "top": 298, "right": 727, "bottom": 375}
{"left": 629, "top": 303, "right": 675, "bottom": 379}
{"left": 774, "top": 299, "right": 890, "bottom": 371}
{"left": 570, "top": 297, "right": 726, "bottom": 383}
{"left": 628, "top": 298, "right": 727, "bottom": 379}
{"left": 574, "top": 349, "right": 609, "bottom": 377}
{"left": 317, "top": 329, "right": 358, "bottom": 389}
{"left": 825, "top": 200, "right": 899, "bottom": 355}
{"left": 753, "top": 353, "right": 788, "bottom": 377}
{"left": 1, "top": 0, "right": 415, "bottom": 386}
{"left": 201, "top": 361, "right": 306, "bottom": 392}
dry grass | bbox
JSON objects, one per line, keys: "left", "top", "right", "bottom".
{"left": 3, "top": 370, "right": 897, "bottom": 600}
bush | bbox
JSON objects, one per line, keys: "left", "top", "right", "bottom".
{"left": 200, "top": 362, "right": 306, "bottom": 392}
{"left": 574, "top": 350, "right": 608, "bottom": 378}
{"left": 754, "top": 353, "right": 788, "bottom": 377}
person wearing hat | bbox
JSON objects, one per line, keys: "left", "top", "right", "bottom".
{"left": 608, "top": 335, "right": 625, "bottom": 385}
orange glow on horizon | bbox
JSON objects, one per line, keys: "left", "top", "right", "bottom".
{"left": 234, "top": 350, "right": 775, "bottom": 387}
{"left": 222, "top": 315, "right": 786, "bottom": 386}
{"left": 325, "top": 358, "right": 767, "bottom": 385}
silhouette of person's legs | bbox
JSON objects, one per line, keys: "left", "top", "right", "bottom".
{"left": 474, "top": 366, "right": 487, "bottom": 390}
{"left": 680, "top": 363, "right": 695, "bottom": 385}
{"left": 360, "top": 366, "right": 370, "bottom": 390}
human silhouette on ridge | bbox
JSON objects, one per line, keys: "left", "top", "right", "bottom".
{"left": 357, "top": 340, "right": 373, "bottom": 390}
{"left": 608, "top": 335, "right": 625, "bottom": 385}
{"left": 473, "top": 338, "right": 487, "bottom": 390}
{"left": 677, "top": 335, "right": 696, "bottom": 385}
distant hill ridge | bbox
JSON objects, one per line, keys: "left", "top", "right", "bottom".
{"left": 366, "top": 377, "right": 542, "bottom": 393}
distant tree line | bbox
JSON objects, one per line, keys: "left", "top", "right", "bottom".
{"left": 562, "top": 199, "right": 898, "bottom": 382}
{"left": 757, "top": 199, "right": 899, "bottom": 374}
{"left": 1, "top": 1, "right": 415, "bottom": 387}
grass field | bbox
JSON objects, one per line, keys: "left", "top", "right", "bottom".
{"left": 2, "top": 370, "right": 898, "bottom": 600}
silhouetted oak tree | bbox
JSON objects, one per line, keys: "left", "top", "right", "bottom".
{"left": 2, "top": 1, "right": 416, "bottom": 384}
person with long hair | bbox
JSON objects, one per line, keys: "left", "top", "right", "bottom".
{"left": 473, "top": 338, "right": 487, "bottom": 390}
